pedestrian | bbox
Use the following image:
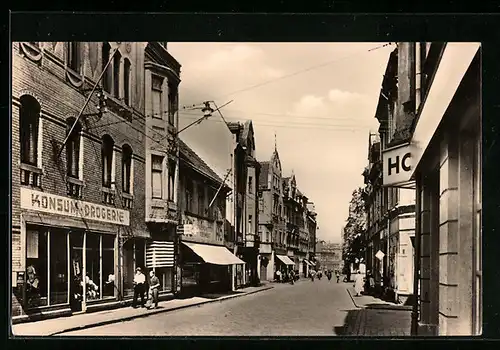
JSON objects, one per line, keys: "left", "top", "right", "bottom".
{"left": 132, "top": 267, "right": 146, "bottom": 308}
{"left": 276, "top": 270, "right": 281, "bottom": 283}
{"left": 353, "top": 270, "right": 364, "bottom": 297}
{"left": 336, "top": 270, "right": 340, "bottom": 283}
{"left": 289, "top": 270, "right": 295, "bottom": 285}
{"left": 310, "top": 269, "right": 316, "bottom": 282}
{"left": 147, "top": 270, "right": 160, "bottom": 309}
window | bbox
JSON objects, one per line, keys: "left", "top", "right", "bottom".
{"left": 168, "top": 82, "right": 177, "bottom": 125}
{"left": 122, "top": 144, "right": 133, "bottom": 193}
{"left": 168, "top": 159, "right": 176, "bottom": 201}
{"left": 248, "top": 215, "right": 253, "bottom": 234}
{"left": 259, "top": 198, "right": 264, "bottom": 213}
{"left": 67, "top": 42, "right": 81, "bottom": 73}
{"left": 248, "top": 176, "right": 253, "bottom": 194}
{"left": 152, "top": 75, "right": 163, "bottom": 119}
{"left": 113, "top": 50, "right": 121, "bottom": 99}
{"left": 101, "top": 135, "right": 114, "bottom": 188}
{"left": 19, "top": 95, "right": 41, "bottom": 166}
{"left": 123, "top": 58, "right": 131, "bottom": 105}
{"left": 186, "top": 179, "right": 193, "bottom": 212}
{"left": 198, "top": 184, "right": 205, "bottom": 217}
{"left": 85, "top": 233, "right": 100, "bottom": 301}
{"left": 26, "top": 228, "right": 48, "bottom": 307}
{"left": 151, "top": 155, "right": 163, "bottom": 199}
{"left": 102, "top": 43, "right": 111, "bottom": 93}
{"left": 25, "top": 227, "right": 70, "bottom": 309}
{"left": 102, "top": 235, "right": 116, "bottom": 298}
{"left": 65, "top": 118, "right": 82, "bottom": 178}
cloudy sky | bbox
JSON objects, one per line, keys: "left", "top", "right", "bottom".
{"left": 168, "top": 42, "right": 394, "bottom": 243}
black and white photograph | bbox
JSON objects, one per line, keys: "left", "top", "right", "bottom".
{"left": 10, "top": 39, "right": 481, "bottom": 337}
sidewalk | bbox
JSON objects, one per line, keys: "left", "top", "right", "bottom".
{"left": 342, "top": 286, "right": 412, "bottom": 337}
{"left": 11, "top": 284, "right": 273, "bottom": 337}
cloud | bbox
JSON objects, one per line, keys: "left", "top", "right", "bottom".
{"left": 327, "top": 89, "right": 368, "bottom": 103}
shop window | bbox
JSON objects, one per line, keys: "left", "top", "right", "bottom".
{"left": 168, "top": 82, "right": 177, "bottom": 125}
{"left": 151, "top": 155, "right": 163, "bottom": 199}
{"left": 85, "top": 233, "right": 100, "bottom": 301}
{"left": 122, "top": 144, "right": 133, "bottom": 194}
{"left": 19, "top": 95, "right": 41, "bottom": 167}
{"left": 168, "top": 159, "right": 176, "bottom": 201}
{"left": 156, "top": 267, "right": 173, "bottom": 292}
{"left": 102, "top": 235, "right": 115, "bottom": 298}
{"left": 26, "top": 228, "right": 48, "bottom": 308}
{"left": 152, "top": 75, "right": 163, "bottom": 119}
{"left": 101, "top": 135, "right": 114, "bottom": 188}
{"left": 49, "top": 230, "right": 68, "bottom": 306}
{"left": 113, "top": 50, "right": 121, "bottom": 99}
{"left": 102, "top": 43, "right": 112, "bottom": 93}
{"left": 123, "top": 58, "right": 131, "bottom": 105}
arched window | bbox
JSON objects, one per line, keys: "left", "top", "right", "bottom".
{"left": 66, "top": 118, "right": 82, "bottom": 178}
{"left": 19, "top": 95, "right": 41, "bottom": 166}
{"left": 123, "top": 58, "right": 131, "bottom": 105}
{"left": 102, "top": 43, "right": 112, "bottom": 93}
{"left": 101, "top": 135, "right": 114, "bottom": 188}
{"left": 122, "top": 144, "right": 133, "bottom": 193}
{"left": 113, "top": 50, "right": 122, "bottom": 99}
{"left": 67, "top": 42, "right": 81, "bottom": 73}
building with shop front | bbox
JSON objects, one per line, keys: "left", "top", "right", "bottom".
{"left": 377, "top": 42, "right": 481, "bottom": 335}
{"left": 362, "top": 45, "right": 417, "bottom": 304}
{"left": 176, "top": 139, "right": 244, "bottom": 296}
{"left": 11, "top": 41, "right": 181, "bottom": 321}
{"left": 257, "top": 145, "right": 286, "bottom": 281}
{"left": 227, "top": 120, "right": 260, "bottom": 288}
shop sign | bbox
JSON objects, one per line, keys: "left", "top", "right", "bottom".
{"left": 20, "top": 188, "right": 130, "bottom": 226}
{"left": 382, "top": 143, "right": 412, "bottom": 186}
{"left": 375, "top": 250, "right": 385, "bottom": 261}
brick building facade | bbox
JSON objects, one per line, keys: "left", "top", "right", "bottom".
{"left": 11, "top": 42, "right": 180, "bottom": 322}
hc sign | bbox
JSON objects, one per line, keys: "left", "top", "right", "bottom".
{"left": 382, "top": 143, "right": 412, "bottom": 186}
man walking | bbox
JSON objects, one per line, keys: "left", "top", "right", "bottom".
{"left": 132, "top": 267, "right": 146, "bottom": 308}
{"left": 147, "top": 270, "right": 160, "bottom": 309}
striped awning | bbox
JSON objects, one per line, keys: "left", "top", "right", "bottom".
{"left": 146, "top": 241, "right": 174, "bottom": 268}
{"left": 303, "top": 259, "right": 313, "bottom": 266}
{"left": 276, "top": 255, "right": 295, "bottom": 266}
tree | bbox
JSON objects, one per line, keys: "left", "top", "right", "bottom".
{"left": 342, "top": 187, "right": 367, "bottom": 268}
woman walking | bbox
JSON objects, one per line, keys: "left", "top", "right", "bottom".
{"left": 353, "top": 270, "right": 364, "bottom": 297}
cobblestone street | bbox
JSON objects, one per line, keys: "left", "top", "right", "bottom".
{"left": 58, "top": 279, "right": 411, "bottom": 337}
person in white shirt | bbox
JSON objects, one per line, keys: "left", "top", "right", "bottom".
{"left": 132, "top": 267, "right": 146, "bottom": 308}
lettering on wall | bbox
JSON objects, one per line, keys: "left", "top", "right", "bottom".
{"left": 20, "top": 188, "right": 130, "bottom": 226}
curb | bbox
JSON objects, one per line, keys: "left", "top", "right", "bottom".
{"left": 50, "top": 286, "right": 274, "bottom": 336}
{"left": 346, "top": 288, "right": 412, "bottom": 312}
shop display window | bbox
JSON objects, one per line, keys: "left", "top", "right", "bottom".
{"left": 26, "top": 227, "right": 48, "bottom": 308}
{"left": 102, "top": 235, "right": 115, "bottom": 298}
{"left": 85, "top": 233, "right": 100, "bottom": 301}
{"left": 155, "top": 267, "right": 173, "bottom": 292}
{"left": 49, "top": 229, "right": 68, "bottom": 305}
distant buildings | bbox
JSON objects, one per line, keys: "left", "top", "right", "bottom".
{"left": 315, "top": 241, "right": 343, "bottom": 272}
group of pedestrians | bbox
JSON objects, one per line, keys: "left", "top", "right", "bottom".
{"left": 132, "top": 267, "right": 161, "bottom": 310}
{"left": 309, "top": 269, "right": 341, "bottom": 282}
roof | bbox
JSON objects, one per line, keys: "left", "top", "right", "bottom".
{"left": 178, "top": 138, "right": 224, "bottom": 185}
{"left": 258, "top": 161, "right": 270, "bottom": 189}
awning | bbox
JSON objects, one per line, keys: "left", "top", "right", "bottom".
{"left": 182, "top": 242, "right": 245, "bottom": 265}
{"left": 303, "top": 260, "right": 313, "bottom": 266}
{"left": 146, "top": 241, "right": 174, "bottom": 268}
{"left": 276, "top": 255, "right": 295, "bottom": 266}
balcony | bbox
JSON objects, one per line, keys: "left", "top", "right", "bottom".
{"left": 20, "top": 163, "right": 43, "bottom": 188}
{"left": 102, "top": 186, "right": 116, "bottom": 206}
{"left": 66, "top": 176, "right": 84, "bottom": 199}
{"left": 121, "top": 192, "right": 134, "bottom": 209}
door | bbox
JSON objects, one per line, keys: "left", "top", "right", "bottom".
{"left": 260, "top": 264, "right": 267, "bottom": 281}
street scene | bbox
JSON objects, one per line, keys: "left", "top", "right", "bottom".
{"left": 11, "top": 40, "right": 481, "bottom": 337}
